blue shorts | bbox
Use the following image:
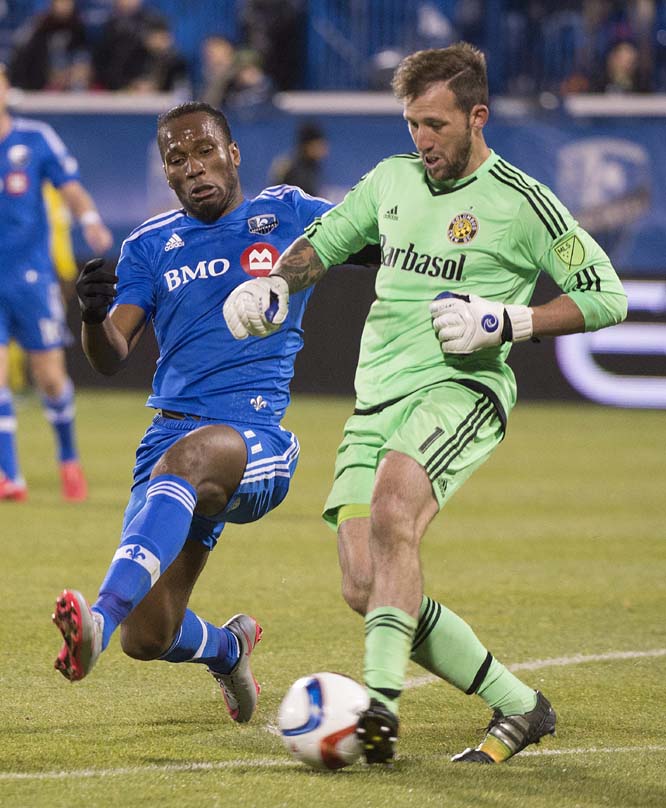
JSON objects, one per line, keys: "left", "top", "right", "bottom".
{"left": 122, "top": 414, "right": 300, "bottom": 550}
{"left": 0, "top": 266, "right": 68, "bottom": 350}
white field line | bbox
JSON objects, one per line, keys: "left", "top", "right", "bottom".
{"left": 521, "top": 745, "right": 666, "bottom": 757}
{"left": 0, "top": 759, "right": 299, "bottom": 782}
{"left": 3, "top": 648, "right": 665, "bottom": 783}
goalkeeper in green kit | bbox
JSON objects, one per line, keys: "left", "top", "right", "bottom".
{"left": 223, "top": 43, "right": 627, "bottom": 765}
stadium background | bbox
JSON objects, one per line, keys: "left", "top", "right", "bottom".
{"left": 2, "top": 0, "right": 665, "bottom": 407}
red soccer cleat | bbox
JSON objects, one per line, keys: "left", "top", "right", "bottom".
{"left": 60, "top": 460, "right": 88, "bottom": 502}
{"left": 52, "top": 589, "right": 103, "bottom": 682}
{"left": 0, "top": 475, "right": 28, "bottom": 502}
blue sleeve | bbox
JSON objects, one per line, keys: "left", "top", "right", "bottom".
{"left": 38, "top": 125, "right": 81, "bottom": 187}
{"left": 285, "top": 186, "right": 334, "bottom": 229}
{"left": 114, "top": 237, "right": 156, "bottom": 318}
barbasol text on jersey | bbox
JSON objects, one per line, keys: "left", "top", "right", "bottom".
{"left": 379, "top": 235, "right": 466, "bottom": 281}
{"left": 163, "top": 259, "right": 230, "bottom": 291}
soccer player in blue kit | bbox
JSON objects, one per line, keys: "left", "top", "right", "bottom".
{"left": 0, "top": 64, "right": 112, "bottom": 501}
{"left": 52, "top": 102, "right": 334, "bottom": 723}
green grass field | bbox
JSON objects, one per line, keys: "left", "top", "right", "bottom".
{"left": 1, "top": 392, "right": 664, "bottom": 808}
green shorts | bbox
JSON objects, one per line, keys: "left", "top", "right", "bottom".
{"left": 322, "top": 382, "right": 506, "bottom": 529}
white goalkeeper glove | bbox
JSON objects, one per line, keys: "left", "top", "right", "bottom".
{"left": 223, "top": 275, "right": 289, "bottom": 339}
{"left": 430, "top": 292, "right": 533, "bottom": 355}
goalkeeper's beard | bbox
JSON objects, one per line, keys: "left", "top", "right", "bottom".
{"left": 425, "top": 126, "right": 473, "bottom": 182}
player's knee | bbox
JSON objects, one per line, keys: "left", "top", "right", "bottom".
{"left": 120, "top": 623, "right": 173, "bottom": 661}
{"left": 341, "top": 573, "right": 370, "bottom": 615}
{"left": 370, "top": 496, "right": 417, "bottom": 546}
{"left": 37, "top": 376, "right": 66, "bottom": 399}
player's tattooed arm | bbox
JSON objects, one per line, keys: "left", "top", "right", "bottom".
{"left": 271, "top": 236, "right": 328, "bottom": 293}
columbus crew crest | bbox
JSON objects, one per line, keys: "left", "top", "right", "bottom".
{"left": 447, "top": 212, "right": 479, "bottom": 244}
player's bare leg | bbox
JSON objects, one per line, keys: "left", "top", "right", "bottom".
{"left": 355, "top": 450, "right": 437, "bottom": 764}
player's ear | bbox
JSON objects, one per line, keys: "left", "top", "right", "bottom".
{"left": 229, "top": 140, "right": 241, "bottom": 167}
{"left": 470, "top": 104, "right": 489, "bottom": 130}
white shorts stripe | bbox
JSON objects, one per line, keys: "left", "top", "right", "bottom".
{"left": 240, "top": 452, "right": 300, "bottom": 484}
{"left": 243, "top": 434, "right": 299, "bottom": 471}
{"left": 242, "top": 469, "right": 293, "bottom": 484}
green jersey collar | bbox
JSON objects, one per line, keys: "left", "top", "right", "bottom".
{"left": 424, "top": 150, "right": 500, "bottom": 197}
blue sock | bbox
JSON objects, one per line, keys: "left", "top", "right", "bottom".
{"left": 159, "top": 609, "right": 239, "bottom": 672}
{"left": 0, "top": 387, "right": 20, "bottom": 481}
{"left": 41, "top": 378, "right": 77, "bottom": 462}
{"left": 93, "top": 474, "right": 197, "bottom": 650}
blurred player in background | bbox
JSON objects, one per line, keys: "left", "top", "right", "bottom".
{"left": 0, "top": 64, "right": 112, "bottom": 502}
{"left": 51, "top": 102, "right": 337, "bottom": 724}
{"left": 223, "top": 43, "right": 628, "bottom": 764}
{"left": 269, "top": 121, "right": 329, "bottom": 198}
{"left": 8, "top": 181, "right": 79, "bottom": 393}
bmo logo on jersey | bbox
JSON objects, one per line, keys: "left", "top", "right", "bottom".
{"left": 163, "top": 258, "right": 230, "bottom": 291}
{"left": 240, "top": 242, "right": 280, "bottom": 277}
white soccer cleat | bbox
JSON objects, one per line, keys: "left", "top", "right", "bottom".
{"left": 53, "top": 589, "right": 103, "bottom": 682}
{"left": 208, "top": 613, "right": 263, "bottom": 723}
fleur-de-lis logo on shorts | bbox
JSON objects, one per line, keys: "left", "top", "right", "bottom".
{"left": 250, "top": 395, "right": 268, "bottom": 411}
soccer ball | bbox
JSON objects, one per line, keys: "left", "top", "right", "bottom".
{"left": 278, "top": 672, "right": 369, "bottom": 770}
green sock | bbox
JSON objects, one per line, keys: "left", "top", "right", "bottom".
{"left": 476, "top": 658, "right": 537, "bottom": 716}
{"left": 411, "top": 595, "right": 536, "bottom": 715}
{"left": 364, "top": 606, "right": 417, "bottom": 716}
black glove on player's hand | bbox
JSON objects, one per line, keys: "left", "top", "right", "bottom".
{"left": 76, "top": 258, "right": 118, "bottom": 325}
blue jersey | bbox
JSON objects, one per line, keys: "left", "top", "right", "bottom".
{"left": 0, "top": 117, "right": 81, "bottom": 272}
{"left": 115, "top": 185, "right": 333, "bottom": 424}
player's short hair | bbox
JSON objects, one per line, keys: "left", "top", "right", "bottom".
{"left": 391, "top": 43, "right": 488, "bottom": 113}
{"left": 157, "top": 102, "right": 234, "bottom": 148}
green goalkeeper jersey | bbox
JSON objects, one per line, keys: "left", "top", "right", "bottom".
{"left": 306, "top": 149, "right": 627, "bottom": 418}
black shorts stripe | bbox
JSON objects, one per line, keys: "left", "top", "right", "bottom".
{"left": 423, "top": 398, "right": 488, "bottom": 478}
{"left": 426, "top": 401, "right": 495, "bottom": 481}
{"left": 412, "top": 596, "right": 442, "bottom": 652}
{"left": 454, "top": 379, "right": 507, "bottom": 432}
{"left": 496, "top": 159, "right": 568, "bottom": 234}
{"left": 424, "top": 398, "right": 495, "bottom": 481}
{"left": 466, "top": 651, "right": 493, "bottom": 695}
{"left": 423, "top": 397, "right": 486, "bottom": 474}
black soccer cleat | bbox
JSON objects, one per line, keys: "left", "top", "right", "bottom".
{"left": 452, "top": 690, "right": 556, "bottom": 764}
{"left": 356, "top": 698, "right": 399, "bottom": 765}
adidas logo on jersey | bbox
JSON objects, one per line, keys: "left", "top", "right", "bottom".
{"left": 384, "top": 205, "right": 399, "bottom": 220}
{"left": 164, "top": 233, "right": 185, "bottom": 251}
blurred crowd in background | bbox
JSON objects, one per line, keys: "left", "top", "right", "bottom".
{"left": 1, "top": 0, "right": 666, "bottom": 103}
